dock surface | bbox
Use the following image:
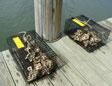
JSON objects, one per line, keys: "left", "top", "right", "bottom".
{"left": 1, "top": 18, "right": 112, "bottom": 86}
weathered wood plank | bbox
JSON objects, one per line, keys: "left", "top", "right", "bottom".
{"left": 62, "top": 36, "right": 112, "bottom": 85}
{"left": 60, "top": 63, "right": 90, "bottom": 86}
{"left": 98, "top": 18, "right": 112, "bottom": 31}
{"left": 2, "top": 50, "right": 35, "bottom": 86}
{"left": 92, "top": 41, "right": 112, "bottom": 69}
{"left": 48, "top": 43, "right": 91, "bottom": 86}
{"left": 65, "top": 33, "right": 112, "bottom": 86}
{"left": 76, "top": 43, "right": 112, "bottom": 86}
{"left": 49, "top": 36, "right": 112, "bottom": 86}
{"left": 47, "top": 18, "right": 112, "bottom": 86}
{"left": 48, "top": 69, "right": 72, "bottom": 86}
{"left": 98, "top": 19, "right": 112, "bottom": 42}
{"left": 0, "top": 52, "right": 15, "bottom": 86}
{"left": 91, "top": 19, "right": 112, "bottom": 74}
{"left": 35, "top": 78, "right": 53, "bottom": 86}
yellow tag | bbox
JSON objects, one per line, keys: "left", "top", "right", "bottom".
{"left": 13, "top": 37, "right": 24, "bottom": 49}
{"left": 72, "top": 19, "right": 85, "bottom": 27}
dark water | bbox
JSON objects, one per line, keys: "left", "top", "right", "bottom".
{"left": 0, "top": 0, "right": 112, "bottom": 51}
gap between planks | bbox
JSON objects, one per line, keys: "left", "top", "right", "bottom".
{"left": 0, "top": 52, "right": 15, "bottom": 86}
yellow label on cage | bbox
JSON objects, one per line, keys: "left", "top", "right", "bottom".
{"left": 72, "top": 19, "right": 85, "bottom": 27}
{"left": 13, "top": 37, "right": 24, "bottom": 49}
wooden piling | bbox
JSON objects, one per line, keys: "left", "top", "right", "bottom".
{"left": 34, "top": 0, "right": 63, "bottom": 42}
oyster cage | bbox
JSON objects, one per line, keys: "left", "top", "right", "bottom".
{"left": 7, "top": 30, "right": 64, "bottom": 83}
{"left": 64, "top": 15, "right": 110, "bottom": 52}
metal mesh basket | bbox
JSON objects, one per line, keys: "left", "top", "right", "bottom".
{"left": 64, "top": 15, "right": 110, "bottom": 52}
{"left": 7, "top": 30, "right": 63, "bottom": 82}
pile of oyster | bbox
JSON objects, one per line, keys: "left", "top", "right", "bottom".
{"left": 21, "top": 32, "right": 53, "bottom": 82}
{"left": 72, "top": 29, "right": 101, "bottom": 47}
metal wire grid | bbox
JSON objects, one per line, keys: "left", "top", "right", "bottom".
{"left": 7, "top": 30, "right": 58, "bottom": 82}
{"left": 64, "top": 15, "right": 110, "bottom": 52}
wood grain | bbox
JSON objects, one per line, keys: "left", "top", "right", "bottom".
{"left": 0, "top": 52, "right": 15, "bottom": 86}
{"left": 34, "top": 0, "right": 63, "bottom": 41}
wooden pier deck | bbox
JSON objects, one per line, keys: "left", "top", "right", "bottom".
{"left": 1, "top": 18, "right": 112, "bottom": 86}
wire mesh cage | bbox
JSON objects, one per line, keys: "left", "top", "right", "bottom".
{"left": 64, "top": 15, "right": 110, "bottom": 52}
{"left": 7, "top": 30, "right": 63, "bottom": 83}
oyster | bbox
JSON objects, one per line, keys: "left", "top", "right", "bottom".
{"left": 21, "top": 32, "right": 54, "bottom": 82}
{"left": 72, "top": 29, "right": 101, "bottom": 47}
{"left": 27, "top": 53, "right": 53, "bottom": 82}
